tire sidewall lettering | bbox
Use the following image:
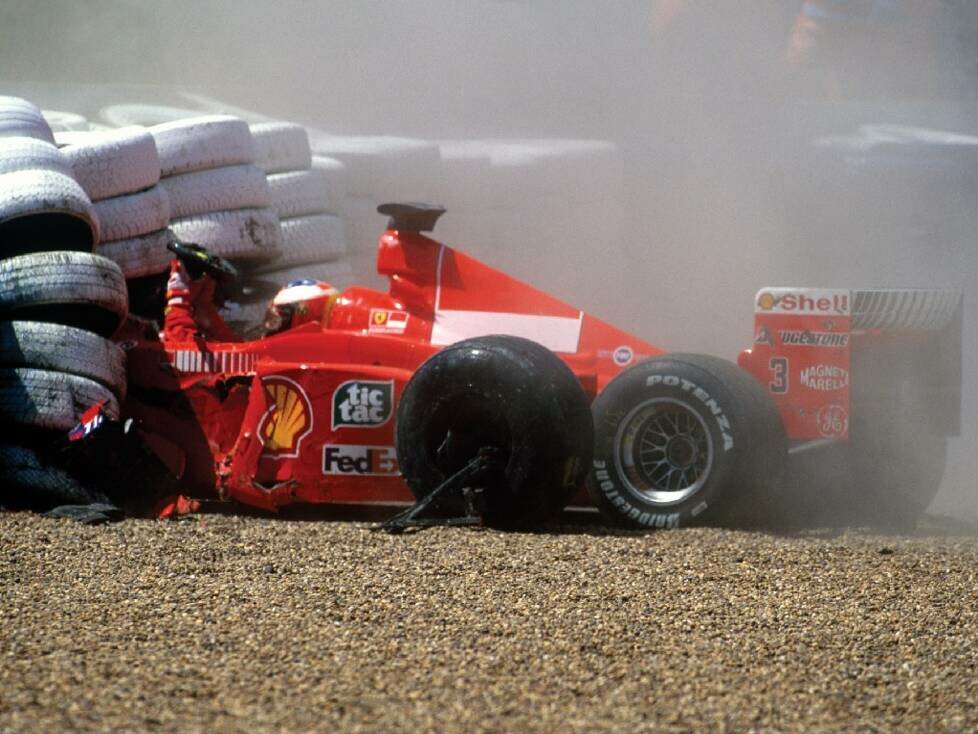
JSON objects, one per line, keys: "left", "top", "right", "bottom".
{"left": 646, "top": 374, "right": 734, "bottom": 452}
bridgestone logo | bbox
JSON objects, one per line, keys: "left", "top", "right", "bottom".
{"left": 593, "top": 461, "right": 682, "bottom": 528}
{"left": 779, "top": 330, "right": 849, "bottom": 347}
{"left": 646, "top": 374, "right": 734, "bottom": 451}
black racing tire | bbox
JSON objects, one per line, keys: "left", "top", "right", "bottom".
{"left": 396, "top": 335, "right": 593, "bottom": 529}
{"left": 588, "top": 353, "right": 786, "bottom": 529}
{"left": 0, "top": 443, "right": 98, "bottom": 511}
{"left": 844, "top": 345, "right": 947, "bottom": 530}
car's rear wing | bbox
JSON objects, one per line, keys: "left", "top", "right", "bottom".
{"left": 738, "top": 288, "right": 962, "bottom": 442}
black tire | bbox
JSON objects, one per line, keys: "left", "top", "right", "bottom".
{"left": 0, "top": 251, "right": 128, "bottom": 337}
{"left": 0, "top": 321, "right": 127, "bottom": 399}
{"left": 588, "top": 353, "right": 786, "bottom": 529}
{"left": 395, "top": 335, "right": 593, "bottom": 529}
{"left": 0, "top": 443, "right": 100, "bottom": 511}
{"left": 844, "top": 345, "right": 946, "bottom": 530}
{"left": 0, "top": 367, "right": 119, "bottom": 432}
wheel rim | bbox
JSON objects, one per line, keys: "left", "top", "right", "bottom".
{"left": 614, "top": 398, "right": 713, "bottom": 505}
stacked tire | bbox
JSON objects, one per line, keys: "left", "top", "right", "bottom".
{"left": 58, "top": 126, "right": 174, "bottom": 281}
{"left": 307, "top": 132, "right": 442, "bottom": 289}
{"left": 0, "top": 96, "right": 129, "bottom": 513}
{"left": 152, "top": 115, "right": 282, "bottom": 267}
{"left": 435, "top": 139, "right": 625, "bottom": 304}
{"left": 220, "top": 122, "right": 355, "bottom": 334}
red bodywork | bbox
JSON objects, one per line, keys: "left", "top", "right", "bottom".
{"left": 122, "top": 226, "right": 662, "bottom": 511}
{"left": 122, "top": 222, "right": 961, "bottom": 514}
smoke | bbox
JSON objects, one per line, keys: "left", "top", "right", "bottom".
{"left": 1, "top": 0, "right": 974, "bottom": 521}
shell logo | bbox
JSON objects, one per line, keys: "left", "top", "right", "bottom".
{"left": 258, "top": 376, "right": 314, "bottom": 458}
{"left": 757, "top": 292, "right": 776, "bottom": 310}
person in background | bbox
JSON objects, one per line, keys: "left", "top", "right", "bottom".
{"left": 782, "top": 0, "right": 950, "bottom": 99}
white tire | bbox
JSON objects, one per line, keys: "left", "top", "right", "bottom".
{"left": 0, "top": 168, "right": 99, "bottom": 253}
{"left": 94, "top": 185, "right": 170, "bottom": 243}
{"left": 310, "top": 156, "right": 348, "bottom": 204}
{"left": 250, "top": 122, "right": 312, "bottom": 174}
{"left": 0, "top": 136, "right": 71, "bottom": 177}
{"left": 218, "top": 300, "right": 268, "bottom": 337}
{"left": 150, "top": 115, "right": 254, "bottom": 177}
{"left": 41, "top": 110, "right": 89, "bottom": 133}
{"left": 434, "top": 145, "right": 493, "bottom": 210}
{"left": 0, "top": 96, "right": 54, "bottom": 144}
{"left": 0, "top": 368, "right": 119, "bottom": 432}
{"left": 170, "top": 208, "right": 281, "bottom": 262}
{"left": 342, "top": 196, "right": 386, "bottom": 255}
{"left": 59, "top": 126, "right": 160, "bottom": 201}
{"left": 253, "top": 214, "right": 346, "bottom": 272}
{"left": 96, "top": 227, "right": 174, "bottom": 280}
{"left": 0, "top": 251, "right": 128, "bottom": 337}
{"left": 161, "top": 164, "right": 270, "bottom": 219}
{"left": 267, "top": 169, "right": 341, "bottom": 218}
{"left": 0, "top": 321, "right": 126, "bottom": 400}
{"left": 100, "top": 103, "right": 200, "bottom": 128}
{"left": 260, "top": 258, "right": 356, "bottom": 290}
{"left": 307, "top": 133, "right": 441, "bottom": 200}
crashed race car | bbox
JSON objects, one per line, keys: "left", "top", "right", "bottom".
{"left": 86, "top": 203, "right": 963, "bottom": 530}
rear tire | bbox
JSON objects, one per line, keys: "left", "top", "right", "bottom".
{"left": 588, "top": 353, "right": 786, "bottom": 529}
{"left": 396, "top": 335, "right": 593, "bottom": 529}
{"left": 845, "top": 345, "right": 947, "bottom": 530}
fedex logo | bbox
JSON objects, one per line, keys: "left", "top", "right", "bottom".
{"left": 756, "top": 289, "right": 850, "bottom": 315}
{"left": 323, "top": 445, "right": 400, "bottom": 476}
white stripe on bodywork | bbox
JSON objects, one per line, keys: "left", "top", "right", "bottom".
{"left": 430, "top": 309, "right": 584, "bottom": 353}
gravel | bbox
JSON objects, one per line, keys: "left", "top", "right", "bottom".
{"left": 1, "top": 512, "right": 976, "bottom": 733}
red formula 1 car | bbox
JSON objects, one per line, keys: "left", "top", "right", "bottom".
{"left": 114, "top": 203, "right": 962, "bottom": 529}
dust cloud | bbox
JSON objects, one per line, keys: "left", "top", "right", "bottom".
{"left": 1, "top": 0, "right": 975, "bottom": 520}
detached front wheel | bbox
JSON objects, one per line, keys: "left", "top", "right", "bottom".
{"left": 396, "top": 335, "right": 593, "bottom": 529}
{"left": 588, "top": 353, "right": 786, "bottom": 529}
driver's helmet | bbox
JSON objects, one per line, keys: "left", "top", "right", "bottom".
{"left": 264, "top": 279, "right": 340, "bottom": 336}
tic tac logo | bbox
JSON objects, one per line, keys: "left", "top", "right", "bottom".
{"left": 368, "top": 309, "right": 409, "bottom": 334}
{"left": 332, "top": 380, "right": 393, "bottom": 429}
{"left": 323, "top": 445, "right": 400, "bottom": 476}
{"left": 258, "top": 376, "right": 313, "bottom": 458}
{"left": 756, "top": 289, "right": 850, "bottom": 315}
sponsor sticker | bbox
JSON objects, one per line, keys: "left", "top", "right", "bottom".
{"left": 323, "top": 445, "right": 400, "bottom": 476}
{"left": 754, "top": 325, "right": 774, "bottom": 346}
{"left": 369, "top": 308, "right": 409, "bottom": 334}
{"left": 799, "top": 364, "right": 849, "bottom": 392}
{"left": 332, "top": 380, "right": 394, "bottom": 429}
{"left": 817, "top": 404, "right": 849, "bottom": 439}
{"left": 756, "top": 289, "right": 850, "bottom": 315}
{"left": 779, "top": 330, "right": 850, "bottom": 348}
{"left": 258, "top": 376, "right": 314, "bottom": 458}
{"left": 613, "top": 345, "right": 634, "bottom": 367}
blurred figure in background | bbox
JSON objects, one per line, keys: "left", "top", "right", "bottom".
{"left": 784, "top": 0, "right": 953, "bottom": 99}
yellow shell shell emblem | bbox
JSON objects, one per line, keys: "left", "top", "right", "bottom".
{"left": 757, "top": 292, "right": 776, "bottom": 310}
{"left": 259, "top": 377, "right": 312, "bottom": 456}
